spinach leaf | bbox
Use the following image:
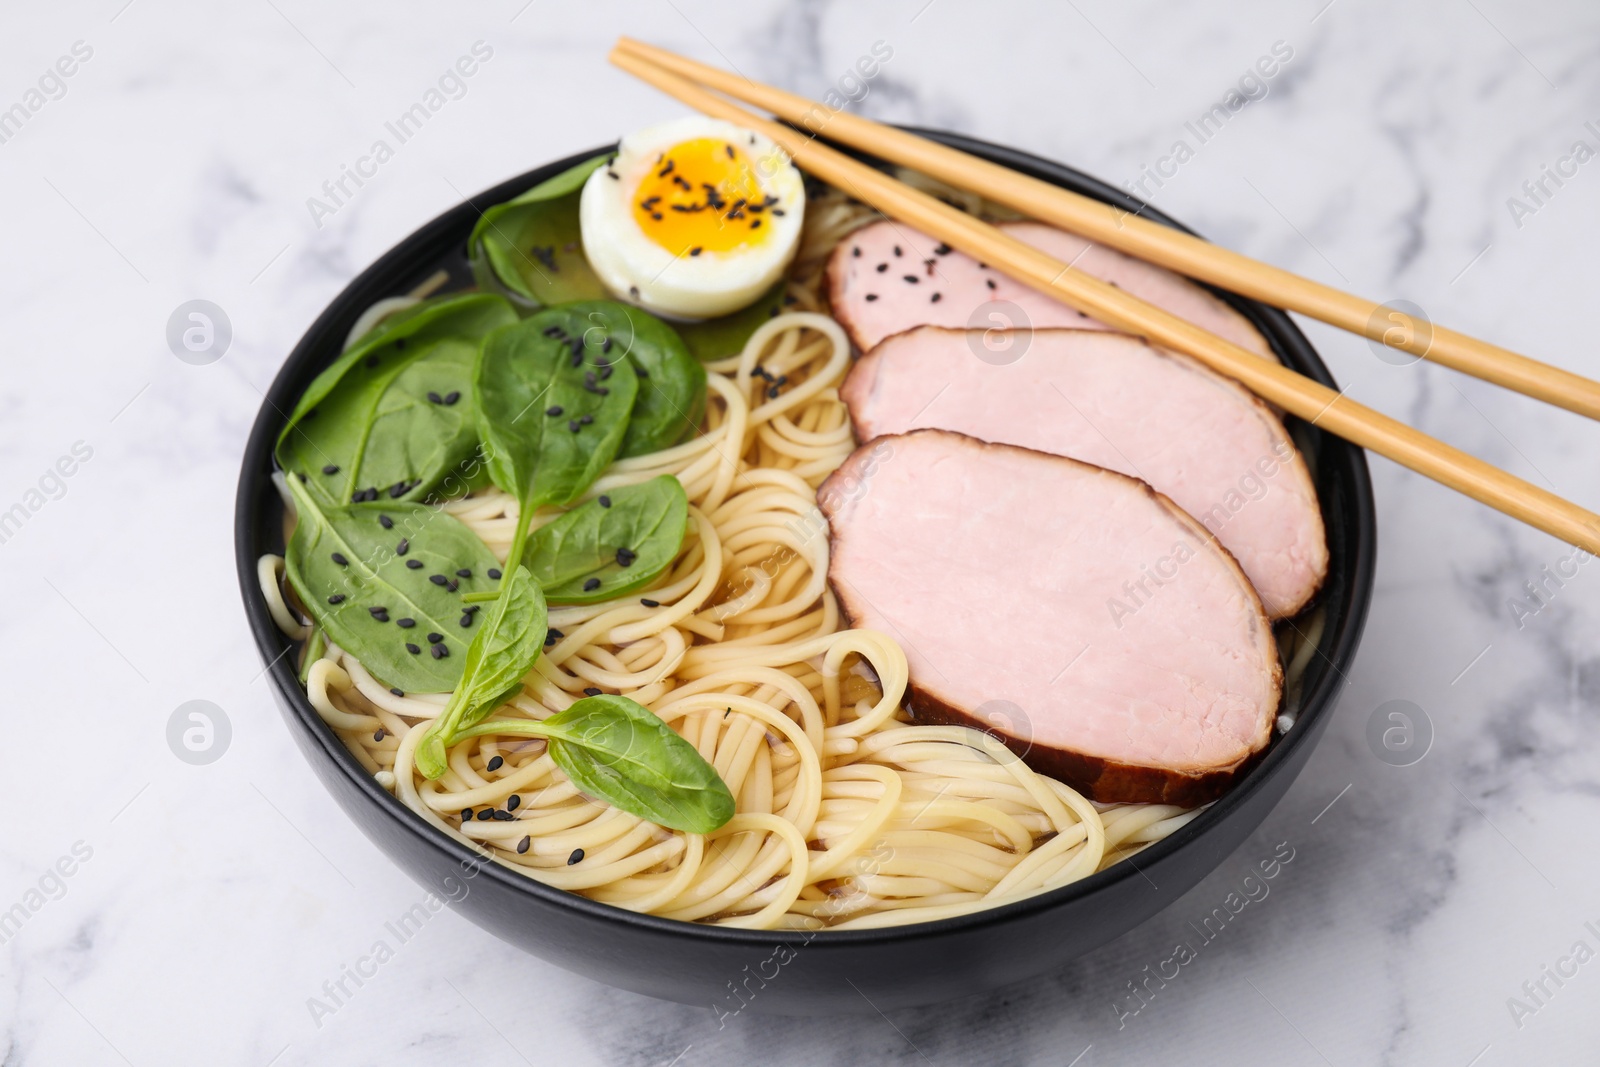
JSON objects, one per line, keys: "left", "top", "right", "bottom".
{"left": 298, "top": 627, "right": 327, "bottom": 684}
{"left": 469, "top": 156, "right": 611, "bottom": 310}
{"left": 525, "top": 475, "right": 688, "bottom": 604}
{"left": 454, "top": 694, "right": 735, "bottom": 833}
{"left": 283, "top": 475, "right": 502, "bottom": 693}
{"left": 674, "top": 281, "right": 787, "bottom": 363}
{"left": 588, "top": 302, "right": 707, "bottom": 458}
{"left": 415, "top": 568, "right": 548, "bottom": 779}
{"left": 277, "top": 293, "right": 517, "bottom": 509}
{"left": 473, "top": 307, "right": 641, "bottom": 574}
{"left": 542, "top": 695, "right": 736, "bottom": 834}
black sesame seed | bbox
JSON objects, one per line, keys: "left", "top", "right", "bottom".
{"left": 629, "top": 286, "right": 640, "bottom": 298}
{"left": 903, "top": 274, "right": 920, "bottom": 284}
{"left": 544, "top": 628, "right": 563, "bottom": 646}
{"left": 460, "top": 807, "right": 473, "bottom": 820}
{"left": 931, "top": 293, "right": 942, "bottom": 303}
{"left": 396, "top": 538, "right": 409, "bottom": 555}
{"left": 406, "top": 559, "right": 423, "bottom": 569}
{"left": 427, "top": 391, "right": 444, "bottom": 404}
{"left": 986, "top": 278, "right": 998, "bottom": 291}
{"left": 493, "top": 809, "right": 514, "bottom": 821}
{"left": 607, "top": 171, "right": 619, "bottom": 180}
{"left": 641, "top": 598, "right": 659, "bottom": 607}
{"left": 487, "top": 755, "right": 504, "bottom": 772}
{"left": 634, "top": 365, "right": 648, "bottom": 378}
{"left": 616, "top": 547, "right": 636, "bottom": 567}
{"left": 767, "top": 385, "right": 780, "bottom": 398}
{"left": 397, "top": 618, "right": 415, "bottom": 628}
{"left": 429, "top": 574, "right": 448, "bottom": 586}
{"left": 517, "top": 836, "right": 531, "bottom": 854}
{"left": 476, "top": 808, "right": 493, "bottom": 821}
{"left": 689, "top": 246, "right": 702, "bottom": 256}
{"left": 387, "top": 482, "right": 406, "bottom": 499}
{"left": 546, "top": 405, "right": 564, "bottom": 417}
{"left": 487, "top": 568, "right": 502, "bottom": 579}
{"left": 460, "top": 614, "right": 472, "bottom": 627}
{"left": 583, "top": 687, "right": 602, "bottom": 697}
{"left": 456, "top": 568, "right": 472, "bottom": 578}
{"left": 327, "top": 594, "right": 346, "bottom": 605}
{"left": 389, "top": 688, "right": 403, "bottom": 698}
{"left": 508, "top": 794, "right": 521, "bottom": 811}
{"left": 542, "top": 325, "right": 564, "bottom": 337}
{"left": 583, "top": 577, "right": 601, "bottom": 592}
{"left": 851, "top": 246, "right": 861, "bottom": 257}
{"left": 893, "top": 245, "right": 902, "bottom": 257}
{"left": 464, "top": 605, "right": 481, "bottom": 615}
{"left": 406, "top": 643, "right": 421, "bottom": 654}
{"left": 569, "top": 419, "right": 581, "bottom": 433}
{"left": 580, "top": 414, "right": 593, "bottom": 425}
{"left": 322, "top": 464, "right": 339, "bottom": 475}
{"left": 443, "top": 391, "right": 460, "bottom": 405}
{"left": 598, "top": 495, "right": 611, "bottom": 508}
{"left": 865, "top": 294, "right": 879, "bottom": 302}
{"left": 331, "top": 552, "right": 348, "bottom": 566}
{"left": 368, "top": 605, "right": 388, "bottom": 617}
{"left": 567, "top": 848, "right": 584, "bottom": 865}
{"left": 431, "top": 644, "right": 447, "bottom": 659}
{"left": 750, "top": 219, "right": 762, "bottom": 229}
{"left": 934, "top": 243, "right": 952, "bottom": 255}
{"left": 428, "top": 632, "right": 443, "bottom": 643}
{"left": 379, "top": 514, "right": 393, "bottom": 529}
{"left": 875, "top": 263, "right": 888, "bottom": 273}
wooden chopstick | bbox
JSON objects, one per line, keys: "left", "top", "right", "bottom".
{"left": 614, "top": 37, "right": 1600, "bottom": 422}
{"left": 609, "top": 45, "right": 1600, "bottom": 555}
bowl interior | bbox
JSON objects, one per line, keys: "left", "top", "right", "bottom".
{"left": 235, "top": 129, "right": 1375, "bottom": 954}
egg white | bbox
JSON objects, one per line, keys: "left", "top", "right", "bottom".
{"left": 579, "top": 117, "right": 806, "bottom": 320}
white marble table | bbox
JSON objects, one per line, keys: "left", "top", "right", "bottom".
{"left": 3, "top": 1, "right": 1599, "bottom": 1063}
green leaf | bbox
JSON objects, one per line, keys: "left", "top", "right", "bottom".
{"left": 525, "top": 475, "right": 688, "bottom": 604}
{"left": 298, "top": 627, "right": 327, "bottom": 685}
{"left": 473, "top": 305, "right": 642, "bottom": 572}
{"left": 539, "top": 695, "right": 735, "bottom": 833}
{"left": 276, "top": 293, "right": 517, "bottom": 508}
{"left": 673, "top": 281, "right": 787, "bottom": 363}
{"left": 587, "top": 302, "right": 707, "bottom": 459}
{"left": 415, "top": 568, "right": 548, "bottom": 779}
{"left": 469, "top": 156, "right": 611, "bottom": 310}
{"left": 282, "top": 475, "right": 503, "bottom": 693}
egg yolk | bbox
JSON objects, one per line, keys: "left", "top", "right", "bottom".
{"left": 630, "top": 138, "right": 778, "bottom": 256}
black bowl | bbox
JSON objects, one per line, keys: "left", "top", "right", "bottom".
{"left": 236, "top": 129, "right": 1375, "bottom": 1014}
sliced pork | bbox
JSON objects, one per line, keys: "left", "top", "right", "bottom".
{"left": 826, "top": 218, "right": 1274, "bottom": 358}
{"left": 841, "top": 327, "right": 1326, "bottom": 618}
{"left": 819, "top": 429, "right": 1281, "bottom": 806}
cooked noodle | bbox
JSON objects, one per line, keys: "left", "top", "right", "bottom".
{"left": 258, "top": 185, "right": 1318, "bottom": 931}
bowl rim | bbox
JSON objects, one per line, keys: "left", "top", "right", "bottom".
{"left": 235, "top": 127, "right": 1376, "bottom": 949}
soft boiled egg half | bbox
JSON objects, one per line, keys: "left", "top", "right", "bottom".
{"left": 580, "top": 117, "right": 806, "bottom": 320}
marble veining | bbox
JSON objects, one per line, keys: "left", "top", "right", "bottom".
{"left": 2, "top": 0, "right": 1598, "bottom": 1064}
